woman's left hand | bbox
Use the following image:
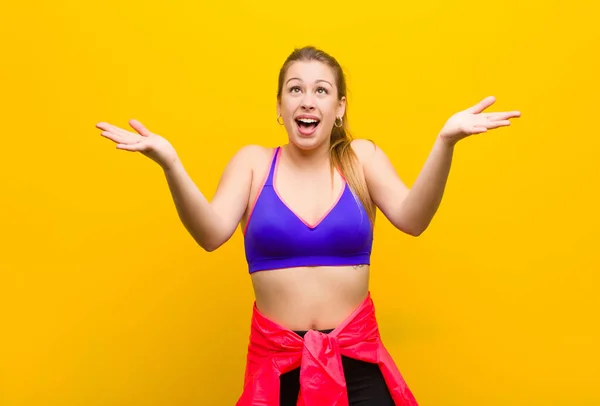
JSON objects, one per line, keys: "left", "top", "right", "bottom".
{"left": 438, "top": 96, "right": 521, "bottom": 146}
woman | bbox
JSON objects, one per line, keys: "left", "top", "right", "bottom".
{"left": 96, "top": 46, "right": 520, "bottom": 405}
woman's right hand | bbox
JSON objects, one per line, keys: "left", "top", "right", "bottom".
{"left": 96, "top": 119, "right": 180, "bottom": 170}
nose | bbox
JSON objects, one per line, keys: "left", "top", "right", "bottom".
{"left": 301, "top": 93, "right": 316, "bottom": 110}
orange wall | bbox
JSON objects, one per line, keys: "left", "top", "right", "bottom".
{"left": 1, "top": 0, "right": 599, "bottom": 405}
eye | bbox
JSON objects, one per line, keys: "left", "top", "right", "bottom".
{"left": 289, "top": 86, "right": 301, "bottom": 93}
{"left": 316, "top": 87, "right": 328, "bottom": 94}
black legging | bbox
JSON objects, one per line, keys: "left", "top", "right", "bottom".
{"left": 279, "top": 329, "right": 395, "bottom": 406}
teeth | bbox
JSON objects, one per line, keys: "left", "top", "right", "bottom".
{"left": 297, "top": 118, "right": 319, "bottom": 123}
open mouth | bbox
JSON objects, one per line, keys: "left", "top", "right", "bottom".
{"left": 295, "top": 117, "right": 320, "bottom": 135}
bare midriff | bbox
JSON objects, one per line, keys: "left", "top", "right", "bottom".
{"left": 250, "top": 265, "right": 370, "bottom": 331}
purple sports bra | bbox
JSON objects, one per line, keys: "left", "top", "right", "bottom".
{"left": 243, "top": 147, "right": 373, "bottom": 273}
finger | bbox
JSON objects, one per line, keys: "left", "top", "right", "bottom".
{"left": 485, "top": 120, "right": 512, "bottom": 129}
{"left": 96, "top": 123, "right": 136, "bottom": 140}
{"left": 97, "top": 122, "right": 142, "bottom": 140}
{"left": 114, "top": 128, "right": 140, "bottom": 139}
{"left": 96, "top": 122, "right": 125, "bottom": 133}
{"left": 99, "top": 130, "right": 126, "bottom": 143}
{"left": 465, "top": 96, "right": 496, "bottom": 114}
{"left": 116, "top": 141, "right": 147, "bottom": 151}
{"left": 487, "top": 111, "right": 521, "bottom": 121}
{"left": 102, "top": 131, "right": 142, "bottom": 145}
{"left": 472, "top": 126, "right": 488, "bottom": 134}
{"left": 129, "top": 119, "right": 152, "bottom": 137}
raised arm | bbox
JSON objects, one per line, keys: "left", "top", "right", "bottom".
{"left": 355, "top": 96, "right": 520, "bottom": 236}
{"left": 357, "top": 138, "right": 450, "bottom": 237}
{"left": 96, "top": 119, "right": 256, "bottom": 251}
{"left": 164, "top": 145, "right": 257, "bottom": 251}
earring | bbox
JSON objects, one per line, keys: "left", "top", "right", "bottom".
{"left": 334, "top": 117, "right": 343, "bottom": 128}
{"left": 277, "top": 114, "right": 284, "bottom": 125}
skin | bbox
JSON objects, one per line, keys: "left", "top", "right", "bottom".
{"left": 96, "top": 59, "right": 521, "bottom": 332}
{"left": 245, "top": 61, "right": 371, "bottom": 330}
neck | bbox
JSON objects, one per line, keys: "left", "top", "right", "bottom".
{"left": 282, "top": 141, "right": 331, "bottom": 171}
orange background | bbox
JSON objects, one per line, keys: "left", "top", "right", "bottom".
{"left": 1, "top": 0, "right": 599, "bottom": 405}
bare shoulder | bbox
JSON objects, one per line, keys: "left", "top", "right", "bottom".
{"left": 228, "top": 144, "right": 274, "bottom": 169}
{"left": 231, "top": 144, "right": 272, "bottom": 161}
{"left": 230, "top": 145, "right": 278, "bottom": 190}
{"left": 234, "top": 145, "right": 277, "bottom": 221}
{"left": 350, "top": 138, "right": 378, "bottom": 165}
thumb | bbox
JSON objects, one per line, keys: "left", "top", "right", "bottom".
{"left": 465, "top": 96, "right": 496, "bottom": 114}
{"left": 129, "top": 119, "right": 152, "bottom": 137}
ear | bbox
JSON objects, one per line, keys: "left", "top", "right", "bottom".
{"left": 336, "top": 96, "right": 347, "bottom": 118}
{"left": 276, "top": 99, "right": 281, "bottom": 117}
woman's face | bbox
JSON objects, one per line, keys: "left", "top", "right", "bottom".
{"left": 278, "top": 60, "right": 346, "bottom": 150}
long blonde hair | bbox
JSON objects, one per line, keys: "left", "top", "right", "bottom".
{"left": 276, "top": 46, "right": 376, "bottom": 225}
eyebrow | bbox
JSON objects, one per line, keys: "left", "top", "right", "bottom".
{"left": 286, "top": 78, "right": 333, "bottom": 87}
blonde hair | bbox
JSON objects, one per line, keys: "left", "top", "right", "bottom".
{"left": 276, "top": 46, "right": 376, "bottom": 225}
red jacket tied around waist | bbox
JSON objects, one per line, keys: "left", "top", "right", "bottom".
{"left": 236, "top": 293, "right": 418, "bottom": 406}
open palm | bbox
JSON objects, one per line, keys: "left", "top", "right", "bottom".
{"left": 96, "top": 119, "right": 178, "bottom": 169}
{"left": 439, "top": 96, "right": 521, "bottom": 146}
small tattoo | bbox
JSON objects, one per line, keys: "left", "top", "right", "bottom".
{"left": 352, "top": 264, "right": 365, "bottom": 269}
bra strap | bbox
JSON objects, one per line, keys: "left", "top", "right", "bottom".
{"left": 264, "top": 146, "right": 280, "bottom": 186}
